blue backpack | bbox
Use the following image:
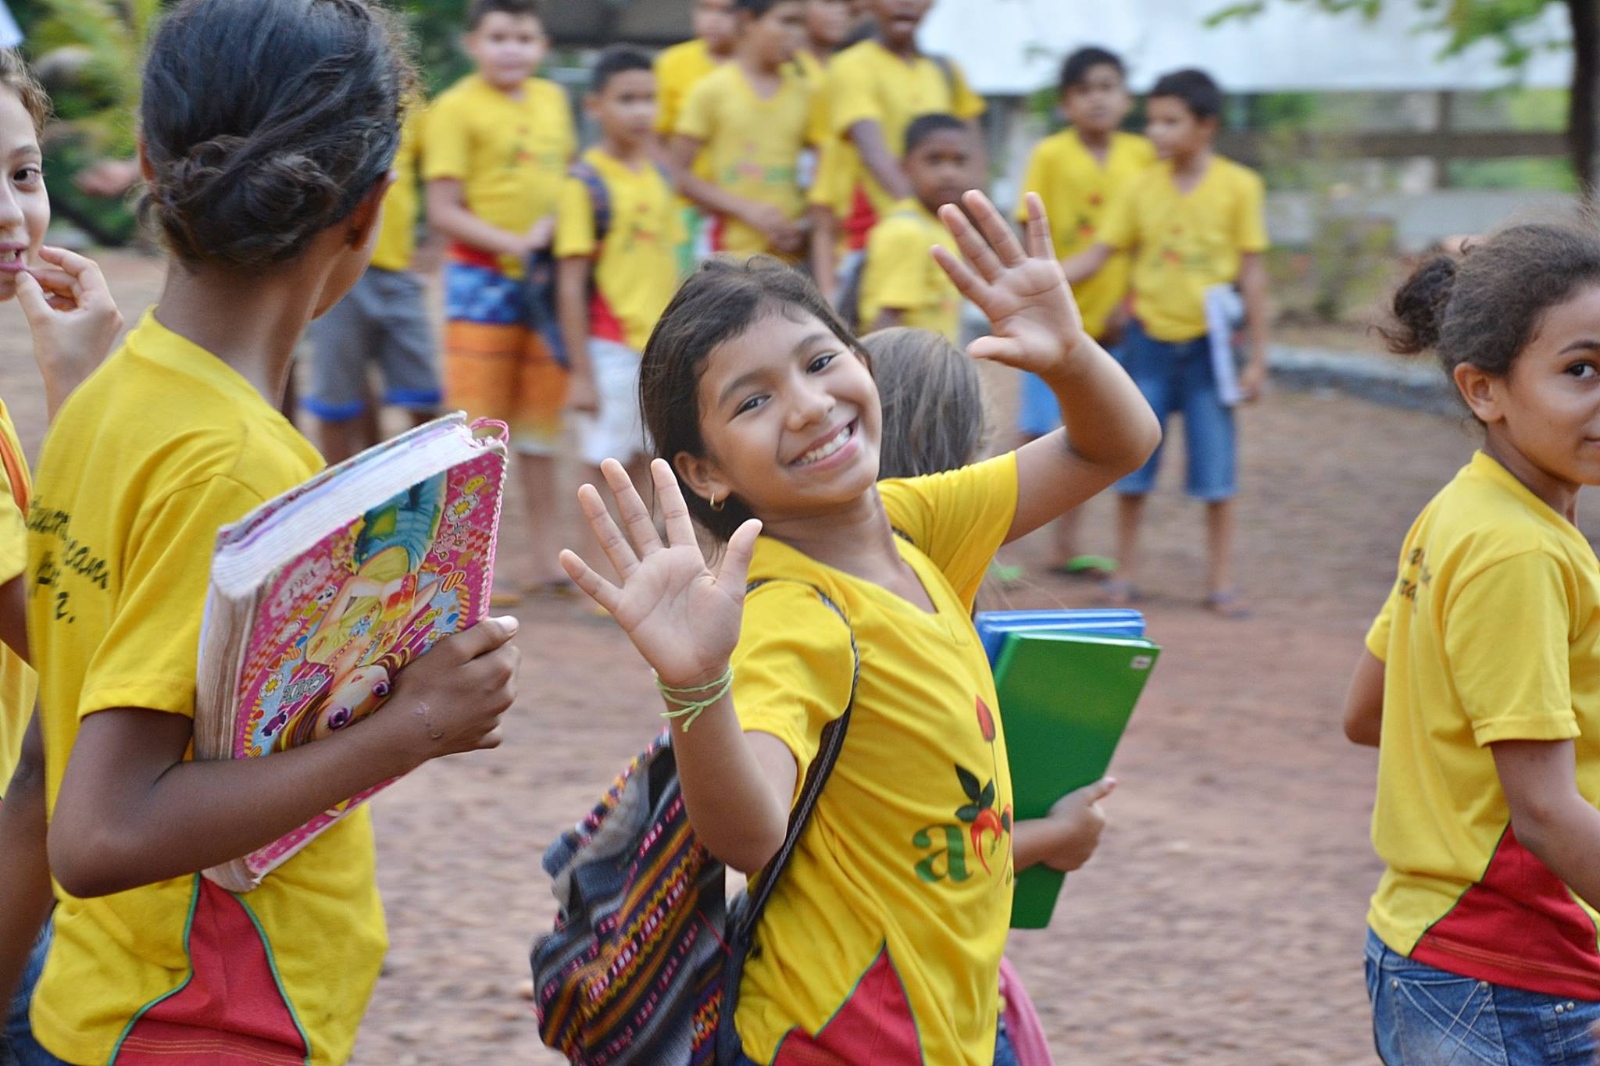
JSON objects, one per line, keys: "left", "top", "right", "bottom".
{"left": 526, "top": 161, "right": 613, "bottom": 371}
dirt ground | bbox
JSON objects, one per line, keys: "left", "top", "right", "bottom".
{"left": 6, "top": 251, "right": 1591, "bottom": 1065}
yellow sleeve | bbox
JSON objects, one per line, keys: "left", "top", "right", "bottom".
{"left": 1443, "top": 551, "right": 1580, "bottom": 746}
{"left": 829, "top": 57, "right": 878, "bottom": 137}
{"left": 731, "top": 580, "right": 855, "bottom": 800}
{"left": 78, "top": 476, "right": 269, "bottom": 721}
{"left": 553, "top": 174, "right": 597, "bottom": 259}
{"left": 0, "top": 476, "right": 23, "bottom": 588}
{"left": 1015, "top": 142, "right": 1050, "bottom": 223}
{"left": 807, "top": 136, "right": 845, "bottom": 210}
{"left": 879, "top": 453, "right": 1019, "bottom": 609}
{"left": 1095, "top": 182, "right": 1138, "bottom": 251}
{"left": 420, "top": 92, "right": 468, "bottom": 183}
{"left": 1364, "top": 594, "right": 1395, "bottom": 662}
{"left": 862, "top": 218, "right": 933, "bottom": 312}
{"left": 947, "top": 59, "right": 986, "bottom": 121}
{"left": 1234, "top": 167, "right": 1270, "bottom": 254}
{"left": 655, "top": 50, "right": 688, "bottom": 136}
{"left": 675, "top": 75, "right": 717, "bottom": 143}
{"left": 553, "top": 83, "right": 578, "bottom": 163}
{"left": 805, "top": 74, "right": 831, "bottom": 147}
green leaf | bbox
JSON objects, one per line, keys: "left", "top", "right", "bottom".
{"left": 980, "top": 781, "right": 995, "bottom": 809}
{"left": 954, "top": 763, "right": 982, "bottom": 803}
{"left": 956, "top": 804, "right": 981, "bottom": 823}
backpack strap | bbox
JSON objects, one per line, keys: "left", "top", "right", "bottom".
{"left": 569, "top": 160, "right": 612, "bottom": 247}
{"left": 730, "top": 579, "right": 858, "bottom": 937}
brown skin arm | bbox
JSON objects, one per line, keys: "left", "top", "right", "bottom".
{"left": 847, "top": 119, "right": 913, "bottom": 202}
{"left": 557, "top": 255, "right": 598, "bottom": 414}
{"left": 808, "top": 204, "right": 838, "bottom": 302}
{"left": 48, "top": 619, "right": 518, "bottom": 898}
{"left": 0, "top": 712, "right": 53, "bottom": 1006}
{"left": 1236, "top": 251, "right": 1270, "bottom": 400}
{"left": 425, "top": 178, "right": 552, "bottom": 260}
{"left": 1061, "top": 242, "right": 1114, "bottom": 286}
{"left": 667, "top": 134, "right": 802, "bottom": 252}
{"left": 1492, "top": 739, "right": 1600, "bottom": 911}
{"left": 1343, "top": 649, "right": 1384, "bottom": 747}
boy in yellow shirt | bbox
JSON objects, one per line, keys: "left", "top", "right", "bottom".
{"left": 1016, "top": 46, "right": 1154, "bottom": 578}
{"left": 305, "top": 104, "right": 440, "bottom": 465}
{"left": 655, "top": 0, "right": 737, "bottom": 272}
{"left": 670, "top": 0, "right": 812, "bottom": 262}
{"left": 857, "top": 113, "right": 971, "bottom": 341}
{"left": 556, "top": 48, "right": 684, "bottom": 496}
{"left": 1065, "top": 68, "right": 1270, "bottom": 617}
{"left": 823, "top": 0, "right": 984, "bottom": 250}
{"left": 425, "top": 0, "right": 576, "bottom": 596}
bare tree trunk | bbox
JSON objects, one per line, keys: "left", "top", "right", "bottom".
{"left": 1570, "top": 0, "right": 1600, "bottom": 196}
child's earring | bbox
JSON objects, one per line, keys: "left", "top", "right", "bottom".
{"left": 709, "top": 492, "right": 725, "bottom": 512}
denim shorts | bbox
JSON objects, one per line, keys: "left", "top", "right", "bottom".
{"left": 1, "top": 922, "right": 67, "bottom": 1066}
{"left": 1114, "top": 319, "right": 1236, "bottom": 500}
{"left": 1365, "top": 927, "right": 1600, "bottom": 1065}
{"left": 1016, "top": 371, "right": 1062, "bottom": 439}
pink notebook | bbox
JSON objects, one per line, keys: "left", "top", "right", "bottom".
{"left": 194, "top": 414, "right": 507, "bottom": 892}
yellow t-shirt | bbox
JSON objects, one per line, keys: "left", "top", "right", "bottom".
{"left": 554, "top": 147, "right": 685, "bottom": 352}
{"left": 1016, "top": 130, "right": 1156, "bottom": 339}
{"left": 26, "top": 312, "right": 387, "bottom": 1065}
{"left": 1095, "top": 155, "right": 1269, "bottom": 343}
{"left": 826, "top": 40, "right": 985, "bottom": 223}
{"left": 0, "top": 397, "right": 35, "bottom": 795}
{"left": 676, "top": 63, "right": 814, "bottom": 259}
{"left": 422, "top": 73, "right": 576, "bottom": 277}
{"left": 370, "top": 104, "right": 425, "bottom": 273}
{"left": 859, "top": 197, "right": 961, "bottom": 342}
{"left": 655, "top": 38, "right": 722, "bottom": 137}
{"left": 732, "top": 454, "right": 1018, "bottom": 1066}
{"left": 1365, "top": 451, "right": 1600, "bottom": 999}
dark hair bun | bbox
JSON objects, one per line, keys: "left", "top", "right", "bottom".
{"left": 1385, "top": 254, "right": 1458, "bottom": 356}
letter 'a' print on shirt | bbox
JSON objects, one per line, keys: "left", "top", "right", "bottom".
{"left": 914, "top": 696, "right": 1014, "bottom": 885}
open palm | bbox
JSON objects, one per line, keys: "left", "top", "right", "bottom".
{"left": 559, "top": 459, "right": 759, "bottom": 689}
{"left": 933, "top": 191, "right": 1089, "bottom": 376}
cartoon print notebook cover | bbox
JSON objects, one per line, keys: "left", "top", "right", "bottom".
{"left": 992, "top": 629, "right": 1160, "bottom": 929}
{"left": 194, "top": 413, "right": 507, "bottom": 893}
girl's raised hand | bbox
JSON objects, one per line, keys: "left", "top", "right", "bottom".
{"left": 559, "top": 458, "right": 761, "bottom": 689}
{"left": 16, "top": 246, "right": 123, "bottom": 421}
{"left": 933, "top": 191, "right": 1088, "bottom": 376}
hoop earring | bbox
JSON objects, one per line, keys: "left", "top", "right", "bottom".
{"left": 709, "top": 492, "right": 725, "bottom": 512}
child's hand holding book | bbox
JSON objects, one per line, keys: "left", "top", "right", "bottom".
{"left": 379, "top": 615, "right": 522, "bottom": 763}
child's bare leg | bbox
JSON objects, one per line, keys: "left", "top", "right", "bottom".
{"left": 1204, "top": 499, "right": 1250, "bottom": 617}
{"left": 518, "top": 453, "right": 566, "bottom": 589}
{"left": 316, "top": 417, "right": 373, "bottom": 466}
{"left": 1103, "top": 493, "right": 1146, "bottom": 603}
{"left": 1049, "top": 507, "right": 1091, "bottom": 569}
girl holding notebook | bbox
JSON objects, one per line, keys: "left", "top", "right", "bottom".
{"left": 0, "top": 3, "right": 520, "bottom": 1063}
{"left": 559, "top": 192, "right": 1159, "bottom": 1066}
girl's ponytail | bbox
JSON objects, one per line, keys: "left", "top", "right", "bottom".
{"left": 1384, "top": 254, "right": 1457, "bottom": 357}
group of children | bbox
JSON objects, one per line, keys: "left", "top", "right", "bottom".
{"left": 9, "top": 0, "right": 1593, "bottom": 1064}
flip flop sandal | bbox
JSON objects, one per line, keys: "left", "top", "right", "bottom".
{"left": 1204, "top": 589, "right": 1253, "bottom": 620}
{"left": 1096, "top": 578, "right": 1141, "bottom": 607}
{"left": 1047, "top": 554, "right": 1119, "bottom": 579}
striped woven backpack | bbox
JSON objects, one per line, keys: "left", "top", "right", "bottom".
{"left": 531, "top": 584, "right": 857, "bottom": 1066}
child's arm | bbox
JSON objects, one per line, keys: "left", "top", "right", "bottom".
{"left": 808, "top": 204, "right": 838, "bottom": 303}
{"left": 17, "top": 246, "right": 123, "bottom": 421}
{"left": 425, "top": 179, "right": 554, "bottom": 261}
{"left": 47, "top": 618, "right": 520, "bottom": 898}
{"left": 0, "top": 712, "right": 53, "bottom": 1006}
{"left": 1060, "top": 242, "right": 1114, "bottom": 286}
{"left": 847, "top": 119, "right": 913, "bottom": 203}
{"left": 1013, "top": 777, "right": 1115, "bottom": 873}
{"left": 1492, "top": 739, "right": 1600, "bottom": 911}
{"left": 1343, "top": 649, "right": 1384, "bottom": 747}
{"left": 933, "top": 192, "right": 1160, "bottom": 544}
{"left": 666, "top": 135, "right": 804, "bottom": 255}
{"left": 557, "top": 256, "right": 598, "bottom": 415}
{"left": 1237, "top": 251, "right": 1270, "bottom": 402}
{"left": 560, "top": 460, "right": 796, "bottom": 874}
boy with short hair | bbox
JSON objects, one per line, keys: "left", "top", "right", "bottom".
{"left": 556, "top": 47, "right": 684, "bottom": 494}
{"left": 305, "top": 103, "right": 440, "bottom": 465}
{"left": 798, "top": 0, "right": 852, "bottom": 73}
{"left": 670, "top": 0, "right": 813, "bottom": 262}
{"left": 857, "top": 113, "right": 971, "bottom": 341}
{"left": 1016, "top": 46, "right": 1154, "bottom": 577}
{"left": 654, "top": 0, "right": 738, "bottom": 140}
{"left": 822, "top": 0, "right": 985, "bottom": 251}
{"left": 1064, "top": 67, "right": 1270, "bottom": 617}
{"left": 424, "top": 0, "right": 576, "bottom": 597}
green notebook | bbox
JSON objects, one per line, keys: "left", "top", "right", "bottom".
{"left": 995, "top": 630, "right": 1160, "bottom": 928}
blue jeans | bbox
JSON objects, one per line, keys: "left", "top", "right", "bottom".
{"left": 1, "top": 922, "right": 66, "bottom": 1066}
{"left": 1114, "top": 319, "right": 1236, "bottom": 500}
{"left": 1365, "top": 928, "right": 1600, "bottom": 1065}
{"left": 730, "top": 1024, "right": 1018, "bottom": 1064}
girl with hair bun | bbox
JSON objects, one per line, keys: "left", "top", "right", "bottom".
{"left": 1347, "top": 222, "right": 1600, "bottom": 1064}
{"left": 0, "top": 3, "right": 522, "bottom": 1063}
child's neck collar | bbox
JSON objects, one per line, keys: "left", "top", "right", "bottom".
{"left": 757, "top": 489, "right": 901, "bottom": 571}
{"left": 598, "top": 137, "right": 650, "bottom": 167}
{"left": 874, "top": 34, "right": 919, "bottom": 60}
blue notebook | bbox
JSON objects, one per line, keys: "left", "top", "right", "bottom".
{"left": 975, "top": 608, "right": 1145, "bottom": 663}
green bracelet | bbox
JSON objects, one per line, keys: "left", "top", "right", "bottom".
{"left": 655, "top": 665, "right": 734, "bottom": 733}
